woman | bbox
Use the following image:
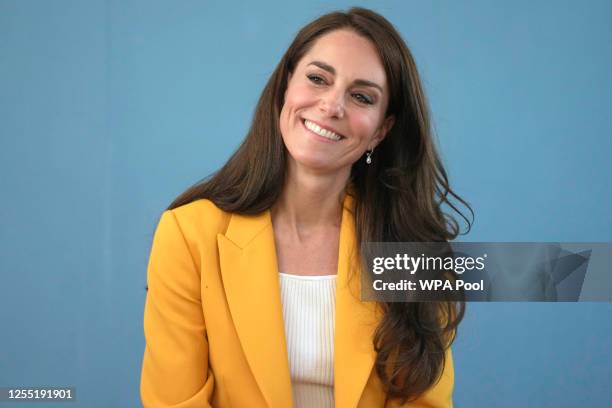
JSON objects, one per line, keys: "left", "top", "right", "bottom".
{"left": 141, "top": 7, "right": 471, "bottom": 408}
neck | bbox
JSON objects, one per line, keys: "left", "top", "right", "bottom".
{"left": 272, "top": 160, "right": 349, "bottom": 235}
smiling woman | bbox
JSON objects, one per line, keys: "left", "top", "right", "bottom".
{"left": 141, "top": 7, "right": 471, "bottom": 408}
{"left": 280, "top": 29, "right": 395, "bottom": 175}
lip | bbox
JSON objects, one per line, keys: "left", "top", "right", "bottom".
{"left": 301, "top": 118, "right": 345, "bottom": 142}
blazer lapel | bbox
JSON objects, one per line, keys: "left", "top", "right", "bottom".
{"left": 334, "top": 196, "right": 381, "bottom": 408}
{"left": 217, "top": 211, "right": 293, "bottom": 408}
{"left": 217, "top": 194, "right": 380, "bottom": 408}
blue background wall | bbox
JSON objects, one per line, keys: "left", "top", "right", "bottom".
{"left": 1, "top": 1, "right": 610, "bottom": 406}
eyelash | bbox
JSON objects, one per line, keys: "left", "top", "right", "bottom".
{"left": 306, "top": 74, "right": 374, "bottom": 105}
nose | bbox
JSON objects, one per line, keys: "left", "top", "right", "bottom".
{"left": 319, "top": 90, "right": 345, "bottom": 119}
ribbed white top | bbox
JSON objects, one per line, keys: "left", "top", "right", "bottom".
{"left": 279, "top": 272, "right": 337, "bottom": 408}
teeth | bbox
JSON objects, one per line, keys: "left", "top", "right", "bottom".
{"left": 304, "top": 120, "right": 342, "bottom": 141}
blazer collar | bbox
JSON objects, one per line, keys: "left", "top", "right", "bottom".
{"left": 217, "top": 194, "right": 379, "bottom": 408}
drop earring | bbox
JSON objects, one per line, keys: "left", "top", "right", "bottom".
{"left": 366, "top": 149, "right": 373, "bottom": 164}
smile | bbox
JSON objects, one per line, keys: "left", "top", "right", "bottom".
{"left": 302, "top": 119, "right": 344, "bottom": 141}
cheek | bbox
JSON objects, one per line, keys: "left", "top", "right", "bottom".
{"left": 280, "top": 84, "right": 308, "bottom": 140}
{"left": 349, "top": 113, "right": 381, "bottom": 142}
{"left": 284, "top": 82, "right": 316, "bottom": 110}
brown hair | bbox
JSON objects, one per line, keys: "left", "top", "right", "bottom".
{"left": 170, "top": 7, "right": 471, "bottom": 403}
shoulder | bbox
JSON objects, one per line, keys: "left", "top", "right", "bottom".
{"left": 149, "top": 199, "right": 232, "bottom": 273}
{"left": 164, "top": 198, "right": 231, "bottom": 242}
{"left": 152, "top": 199, "right": 231, "bottom": 257}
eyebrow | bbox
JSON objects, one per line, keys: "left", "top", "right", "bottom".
{"left": 307, "top": 60, "right": 384, "bottom": 93}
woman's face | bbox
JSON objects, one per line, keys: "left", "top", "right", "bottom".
{"left": 279, "top": 29, "right": 394, "bottom": 175}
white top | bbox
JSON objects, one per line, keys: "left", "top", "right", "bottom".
{"left": 279, "top": 272, "right": 337, "bottom": 408}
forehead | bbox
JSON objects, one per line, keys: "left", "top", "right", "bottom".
{"left": 298, "top": 29, "right": 387, "bottom": 89}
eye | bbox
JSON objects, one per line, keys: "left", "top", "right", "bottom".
{"left": 352, "top": 93, "right": 374, "bottom": 105}
{"left": 307, "top": 74, "right": 326, "bottom": 85}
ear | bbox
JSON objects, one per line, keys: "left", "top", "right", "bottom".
{"left": 371, "top": 115, "right": 395, "bottom": 149}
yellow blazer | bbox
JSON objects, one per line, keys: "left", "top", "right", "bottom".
{"left": 140, "top": 195, "right": 454, "bottom": 407}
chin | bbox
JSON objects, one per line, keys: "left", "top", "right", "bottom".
{"left": 287, "top": 151, "right": 331, "bottom": 171}
{"left": 290, "top": 153, "right": 353, "bottom": 176}
{"left": 296, "top": 158, "right": 334, "bottom": 172}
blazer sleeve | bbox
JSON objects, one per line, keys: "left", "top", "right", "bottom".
{"left": 386, "top": 347, "right": 455, "bottom": 408}
{"left": 140, "top": 210, "right": 214, "bottom": 407}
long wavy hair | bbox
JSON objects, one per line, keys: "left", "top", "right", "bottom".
{"left": 169, "top": 7, "right": 472, "bottom": 403}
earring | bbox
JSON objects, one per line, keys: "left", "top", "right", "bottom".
{"left": 366, "top": 149, "right": 373, "bottom": 165}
